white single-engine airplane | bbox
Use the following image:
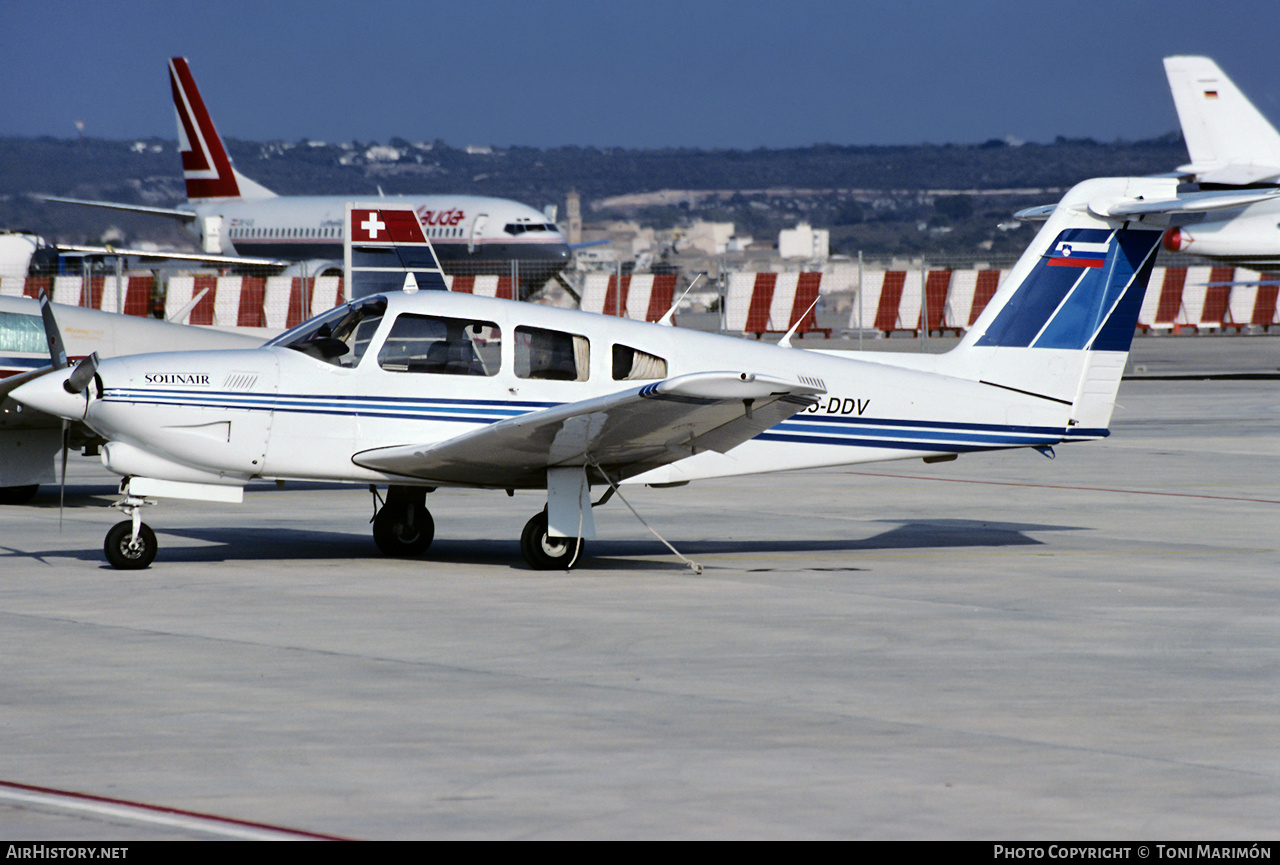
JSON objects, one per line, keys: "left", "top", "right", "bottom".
{"left": 44, "top": 58, "right": 571, "bottom": 286}
{"left": 16, "top": 177, "right": 1175, "bottom": 570}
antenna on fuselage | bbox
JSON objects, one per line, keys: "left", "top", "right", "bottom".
{"left": 657, "top": 274, "right": 701, "bottom": 327}
{"left": 778, "top": 292, "right": 822, "bottom": 348}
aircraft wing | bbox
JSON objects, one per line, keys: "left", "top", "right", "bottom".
{"left": 352, "top": 371, "right": 825, "bottom": 487}
{"left": 40, "top": 195, "right": 198, "bottom": 221}
{"left": 57, "top": 243, "right": 286, "bottom": 268}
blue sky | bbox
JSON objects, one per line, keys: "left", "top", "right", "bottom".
{"left": 3, "top": 1, "right": 1277, "bottom": 149}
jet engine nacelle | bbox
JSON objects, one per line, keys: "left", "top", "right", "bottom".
{"left": 1162, "top": 221, "right": 1280, "bottom": 258}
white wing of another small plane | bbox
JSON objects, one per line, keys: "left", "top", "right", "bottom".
{"left": 1164, "top": 55, "right": 1280, "bottom": 186}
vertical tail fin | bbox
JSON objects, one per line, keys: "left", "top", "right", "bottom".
{"left": 949, "top": 177, "right": 1169, "bottom": 436}
{"left": 169, "top": 57, "right": 275, "bottom": 202}
{"left": 345, "top": 205, "right": 448, "bottom": 298}
{"left": 1163, "top": 55, "right": 1280, "bottom": 186}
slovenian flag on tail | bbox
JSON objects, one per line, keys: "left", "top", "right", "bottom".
{"left": 973, "top": 225, "right": 1162, "bottom": 351}
{"left": 1047, "top": 237, "right": 1109, "bottom": 268}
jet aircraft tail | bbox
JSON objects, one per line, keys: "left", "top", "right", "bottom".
{"left": 169, "top": 57, "right": 276, "bottom": 202}
{"left": 932, "top": 176, "right": 1168, "bottom": 437}
{"left": 1163, "top": 56, "right": 1280, "bottom": 187}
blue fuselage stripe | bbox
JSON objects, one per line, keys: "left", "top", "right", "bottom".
{"left": 99, "top": 389, "right": 1092, "bottom": 453}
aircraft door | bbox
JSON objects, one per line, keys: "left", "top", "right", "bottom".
{"left": 202, "top": 215, "right": 224, "bottom": 253}
{"left": 232, "top": 355, "right": 278, "bottom": 478}
{"left": 468, "top": 213, "right": 488, "bottom": 254}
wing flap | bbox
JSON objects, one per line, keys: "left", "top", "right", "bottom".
{"left": 351, "top": 371, "right": 824, "bottom": 486}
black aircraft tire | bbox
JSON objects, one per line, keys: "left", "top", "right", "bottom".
{"left": 0, "top": 485, "right": 39, "bottom": 505}
{"left": 520, "top": 511, "right": 583, "bottom": 571}
{"left": 372, "top": 502, "right": 434, "bottom": 557}
{"left": 104, "top": 520, "right": 158, "bottom": 570}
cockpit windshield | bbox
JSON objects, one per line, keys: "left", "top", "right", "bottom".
{"left": 266, "top": 295, "right": 387, "bottom": 367}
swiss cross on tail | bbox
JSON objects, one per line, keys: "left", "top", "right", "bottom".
{"left": 345, "top": 205, "right": 447, "bottom": 297}
{"left": 350, "top": 208, "right": 428, "bottom": 244}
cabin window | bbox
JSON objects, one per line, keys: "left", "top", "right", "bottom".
{"left": 515, "top": 326, "right": 589, "bottom": 381}
{"left": 612, "top": 344, "right": 668, "bottom": 381}
{"left": 377, "top": 314, "right": 501, "bottom": 376}
{"left": 268, "top": 295, "right": 386, "bottom": 367}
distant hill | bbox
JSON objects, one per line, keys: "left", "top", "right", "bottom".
{"left": 0, "top": 134, "right": 1187, "bottom": 259}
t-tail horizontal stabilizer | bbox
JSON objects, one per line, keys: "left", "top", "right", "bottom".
{"left": 950, "top": 177, "right": 1167, "bottom": 437}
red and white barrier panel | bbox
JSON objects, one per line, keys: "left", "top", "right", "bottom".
{"left": 579, "top": 274, "right": 679, "bottom": 322}
{"left": 1, "top": 275, "right": 156, "bottom": 316}
{"left": 946, "top": 269, "right": 1007, "bottom": 330}
{"left": 846, "top": 269, "right": 1007, "bottom": 335}
{"left": 847, "top": 266, "right": 1280, "bottom": 336}
{"left": 1138, "top": 266, "right": 1280, "bottom": 332}
{"left": 166, "top": 276, "right": 344, "bottom": 328}
{"left": 444, "top": 274, "right": 517, "bottom": 300}
{"left": 1, "top": 275, "right": 346, "bottom": 328}
{"left": 9, "top": 267, "right": 1277, "bottom": 336}
{"left": 724, "top": 272, "right": 831, "bottom": 337}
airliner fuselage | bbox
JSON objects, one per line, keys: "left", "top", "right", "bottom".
{"left": 187, "top": 194, "right": 571, "bottom": 272}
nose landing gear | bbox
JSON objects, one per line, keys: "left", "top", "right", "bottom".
{"left": 104, "top": 489, "right": 158, "bottom": 570}
{"left": 104, "top": 520, "right": 158, "bottom": 570}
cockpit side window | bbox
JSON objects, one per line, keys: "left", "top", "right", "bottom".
{"left": 515, "top": 326, "right": 589, "bottom": 381}
{"left": 269, "top": 296, "right": 387, "bottom": 367}
{"left": 612, "top": 344, "right": 668, "bottom": 381}
{"left": 377, "top": 314, "right": 501, "bottom": 376}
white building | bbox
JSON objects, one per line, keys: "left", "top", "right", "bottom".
{"left": 778, "top": 222, "right": 829, "bottom": 260}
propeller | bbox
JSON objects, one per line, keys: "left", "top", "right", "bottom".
{"left": 64, "top": 352, "right": 100, "bottom": 395}
{"left": 37, "top": 290, "right": 68, "bottom": 370}
{"left": 36, "top": 292, "right": 90, "bottom": 530}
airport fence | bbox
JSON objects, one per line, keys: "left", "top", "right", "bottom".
{"left": 0, "top": 259, "right": 574, "bottom": 329}
{"left": 718, "top": 263, "right": 1280, "bottom": 339}
{"left": 2, "top": 260, "right": 1277, "bottom": 339}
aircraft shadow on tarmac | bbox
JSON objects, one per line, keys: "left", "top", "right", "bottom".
{"left": 5, "top": 515, "right": 1083, "bottom": 571}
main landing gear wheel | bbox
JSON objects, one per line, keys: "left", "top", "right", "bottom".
{"left": 520, "top": 511, "right": 583, "bottom": 571}
{"left": 373, "top": 501, "right": 434, "bottom": 557}
{"left": 104, "top": 520, "right": 158, "bottom": 570}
